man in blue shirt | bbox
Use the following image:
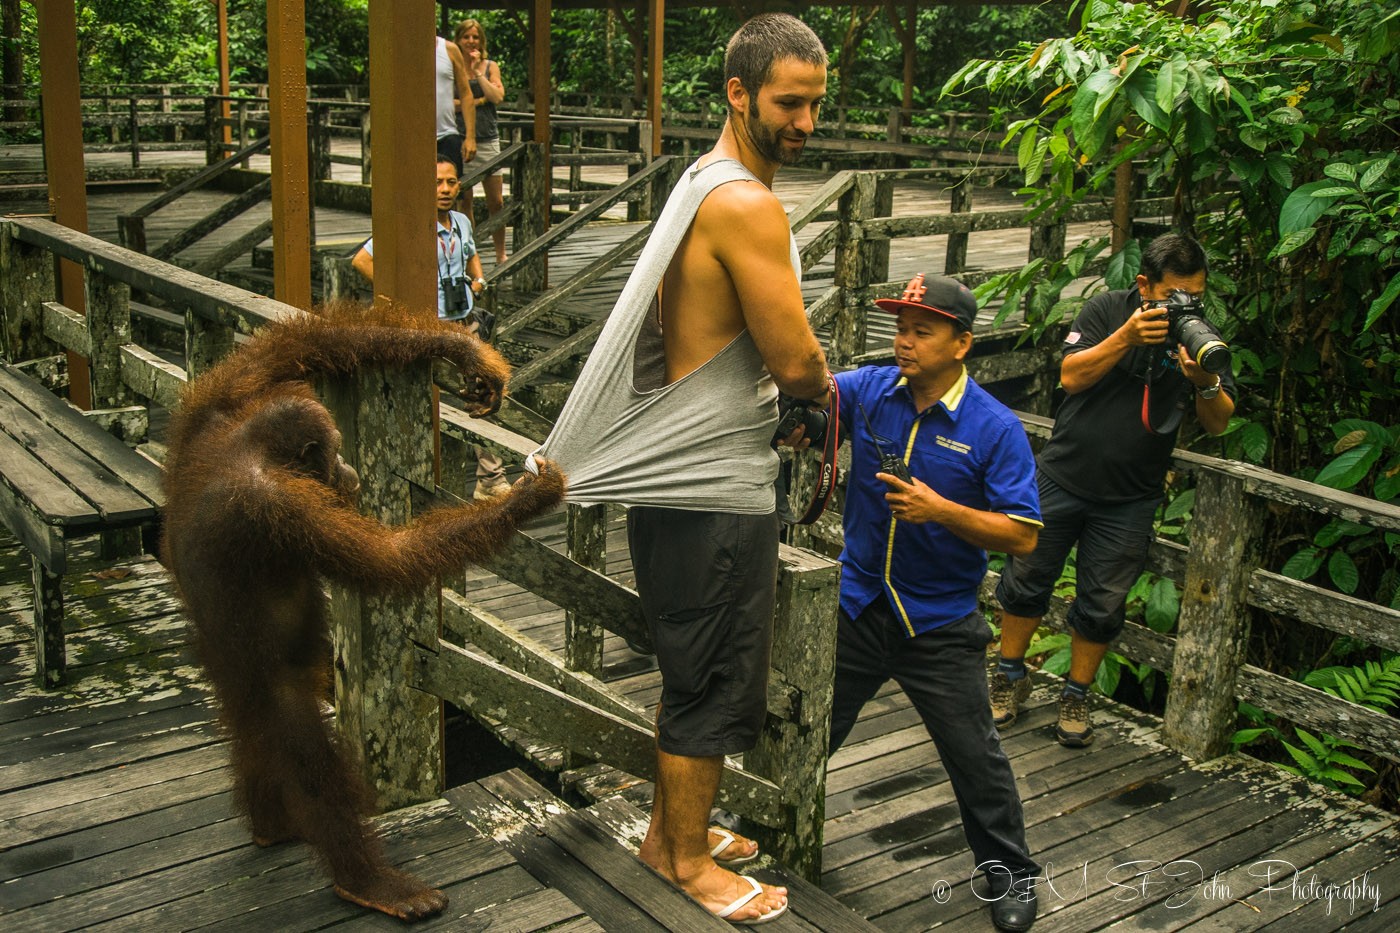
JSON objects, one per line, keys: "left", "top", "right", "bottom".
{"left": 829, "top": 274, "right": 1042, "bottom": 932}
{"left": 352, "top": 155, "right": 487, "bottom": 321}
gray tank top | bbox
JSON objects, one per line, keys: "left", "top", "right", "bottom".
{"left": 529, "top": 157, "right": 799, "bottom": 513}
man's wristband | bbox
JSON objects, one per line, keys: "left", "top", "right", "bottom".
{"left": 473, "top": 277, "right": 486, "bottom": 286}
{"left": 1196, "top": 377, "right": 1222, "bottom": 400}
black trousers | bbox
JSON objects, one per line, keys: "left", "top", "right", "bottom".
{"left": 829, "top": 599, "right": 1039, "bottom": 880}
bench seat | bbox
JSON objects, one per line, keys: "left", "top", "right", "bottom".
{"left": 0, "top": 362, "right": 163, "bottom": 687}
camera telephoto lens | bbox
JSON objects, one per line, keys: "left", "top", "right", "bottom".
{"left": 1175, "top": 316, "right": 1231, "bottom": 374}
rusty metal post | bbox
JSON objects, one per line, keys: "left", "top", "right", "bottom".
{"left": 266, "top": 0, "right": 312, "bottom": 309}
{"left": 35, "top": 0, "right": 90, "bottom": 407}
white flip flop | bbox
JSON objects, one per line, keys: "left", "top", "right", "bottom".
{"left": 710, "top": 826, "right": 759, "bottom": 866}
{"left": 715, "top": 874, "right": 789, "bottom": 926}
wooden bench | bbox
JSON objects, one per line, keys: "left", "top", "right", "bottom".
{"left": 0, "top": 362, "right": 163, "bottom": 688}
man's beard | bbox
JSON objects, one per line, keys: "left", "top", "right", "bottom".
{"left": 747, "top": 99, "right": 807, "bottom": 165}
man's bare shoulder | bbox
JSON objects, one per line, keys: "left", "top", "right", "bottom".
{"left": 697, "top": 180, "right": 788, "bottom": 239}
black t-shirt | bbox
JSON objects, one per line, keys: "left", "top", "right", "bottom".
{"left": 1038, "top": 287, "right": 1235, "bottom": 503}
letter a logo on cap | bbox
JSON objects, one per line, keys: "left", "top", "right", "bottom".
{"left": 902, "top": 273, "right": 927, "bottom": 304}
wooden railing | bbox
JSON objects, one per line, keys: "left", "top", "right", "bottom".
{"left": 0, "top": 215, "right": 841, "bottom": 879}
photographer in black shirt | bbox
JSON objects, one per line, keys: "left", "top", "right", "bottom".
{"left": 990, "top": 234, "right": 1235, "bottom": 748}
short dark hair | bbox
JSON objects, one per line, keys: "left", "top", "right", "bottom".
{"left": 436, "top": 154, "right": 459, "bottom": 176}
{"left": 724, "top": 13, "right": 826, "bottom": 96}
{"left": 1140, "top": 233, "right": 1207, "bottom": 283}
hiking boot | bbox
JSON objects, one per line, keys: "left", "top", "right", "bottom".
{"left": 990, "top": 671, "right": 1032, "bottom": 728}
{"left": 1056, "top": 692, "right": 1095, "bottom": 747}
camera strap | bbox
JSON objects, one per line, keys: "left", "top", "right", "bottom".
{"left": 786, "top": 373, "right": 841, "bottom": 526}
{"left": 1140, "top": 355, "right": 1187, "bottom": 435}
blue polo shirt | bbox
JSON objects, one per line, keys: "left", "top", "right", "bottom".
{"left": 834, "top": 365, "right": 1042, "bottom": 636}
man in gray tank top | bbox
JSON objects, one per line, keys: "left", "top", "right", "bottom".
{"left": 534, "top": 13, "right": 830, "bottom": 925}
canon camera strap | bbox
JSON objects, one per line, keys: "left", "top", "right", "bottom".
{"left": 782, "top": 373, "right": 841, "bottom": 526}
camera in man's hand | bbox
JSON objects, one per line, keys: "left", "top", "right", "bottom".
{"left": 442, "top": 276, "right": 472, "bottom": 317}
{"left": 773, "top": 394, "right": 829, "bottom": 447}
{"left": 1150, "top": 289, "right": 1230, "bottom": 374}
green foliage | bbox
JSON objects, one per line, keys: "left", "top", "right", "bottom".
{"left": 951, "top": 0, "right": 1400, "bottom": 630}
{"left": 1232, "top": 655, "right": 1400, "bottom": 793}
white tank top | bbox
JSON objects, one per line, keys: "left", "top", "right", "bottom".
{"left": 435, "top": 37, "right": 457, "bottom": 140}
{"left": 530, "top": 159, "right": 800, "bottom": 513}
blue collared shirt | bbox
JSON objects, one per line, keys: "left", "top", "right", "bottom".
{"left": 834, "top": 365, "right": 1042, "bottom": 636}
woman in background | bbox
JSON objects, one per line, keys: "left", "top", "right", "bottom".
{"left": 455, "top": 18, "right": 507, "bottom": 265}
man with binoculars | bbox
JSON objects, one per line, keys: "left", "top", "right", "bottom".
{"left": 991, "top": 233, "right": 1236, "bottom": 749}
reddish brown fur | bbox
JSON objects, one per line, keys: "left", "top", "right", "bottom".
{"left": 161, "top": 302, "right": 565, "bottom": 921}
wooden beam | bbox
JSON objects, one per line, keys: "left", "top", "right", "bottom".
{"left": 35, "top": 0, "right": 90, "bottom": 408}
{"left": 266, "top": 0, "right": 312, "bottom": 309}
{"left": 647, "top": 0, "right": 663, "bottom": 157}
{"left": 367, "top": 0, "right": 436, "bottom": 314}
{"left": 216, "top": 0, "right": 231, "bottom": 148}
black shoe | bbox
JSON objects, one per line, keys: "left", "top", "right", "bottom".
{"left": 986, "top": 874, "right": 1038, "bottom": 932}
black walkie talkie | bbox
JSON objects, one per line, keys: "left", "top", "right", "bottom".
{"left": 859, "top": 403, "right": 912, "bottom": 484}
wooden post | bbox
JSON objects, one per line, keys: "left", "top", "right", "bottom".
{"left": 266, "top": 0, "right": 313, "bottom": 309}
{"left": 868, "top": 173, "right": 893, "bottom": 284}
{"left": 324, "top": 364, "right": 444, "bottom": 809}
{"left": 366, "top": 0, "right": 435, "bottom": 315}
{"left": 205, "top": 96, "right": 224, "bottom": 164}
{"left": 184, "top": 309, "right": 237, "bottom": 380}
{"left": 1028, "top": 218, "right": 1067, "bottom": 266}
{"left": 359, "top": 107, "right": 372, "bottom": 184}
{"left": 564, "top": 503, "right": 607, "bottom": 678}
{"left": 33, "top": 558, "right": 65, "bottom": 688}
{"left": 0, "top": 223, "right": 58, "bottom": 362}
{"left": 646, "top": 0, "right": 663, "bottom": 159}
{"left": 35, "top": 0, "right": 90, "bottom": 408}
{"left": 514, "top": 141, "right": 549, "bottom": 292}
{"left": 321, "top": 254, "right": 359, "bottom": 303}
{"left": 831, "top": 172, "right": 875, "bottom": 367}
{"left": 625, "top": 120, "right": 654, "bottom": 221}
{"left": 746, "top": 546, "right": 841, "bottom": 881}
{"left": 309, "top": 101, "right": 333, "bottom": 181}
{"left": 128, "top": 97, "right": 141, "bottom": 168}
{"left": 216, "top": 0, "right": 232, "bottom": 150}
{"left": 1162, "top": 465, "right": 1266, "bottom": 760}
{"left": 84, "top": 272, "right": 133, "bottom": 408}
{"left": 945, "top": 177, "right": 971, "bottom": 274}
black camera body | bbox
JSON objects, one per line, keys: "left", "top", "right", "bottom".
{"left": 1151, "top": 289, "right": 1231, "bottom": 375}
{"left": 442, "top": 276, "right": 472, "bottom": 318}
{"left": 773, "top": 394, "right": 829, "bottom": 447}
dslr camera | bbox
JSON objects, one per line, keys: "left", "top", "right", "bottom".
{"left": 773, "top": 394, "right": 829, "bottom": 448}
{"left": 1149, "top": 289, "right": 1231, "bottom": 375}
{"left": 442, "top": 276, "right": 472, "bottom": 318}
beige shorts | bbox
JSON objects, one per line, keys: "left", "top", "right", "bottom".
{"left": 475, "top": 137, "right": 502, "bottom": 176}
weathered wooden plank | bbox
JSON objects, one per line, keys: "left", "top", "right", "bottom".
{"left": 471, "top": 525, "right": 652, "bottom": 650}
{"left": 442, "top": 591, "right": 649, "bottom": 728}
{"left": 151, "top": 177, "right": 272, "bottom": 262}
{"left": 5, "top": 217, "right": 300, "bottom": 334}
{"left": 1249, "top": 568, "right": 1400, "bottom": 654}
{"left": 40, "top": 299, "right": 92, "bottom": 356}
{"left": 0, "top": 363, "right": 163, "bottom": 506}
{"left": 495, "top": 225, "right": 649, "bottom": 342}
{"left": 190, "top": 217, "right": 274, "bottom": 278}
{"left": 119, "top": 343, "right": 186, "bottom": 410}
{"left": 1236, "top": 664, "right": 1400, "bottom": 765}
{"left": 0, "top": 397, "right": 153, "bottom": 523}
{"left": 415, "top": 640, "right": 785, "bottom": 826}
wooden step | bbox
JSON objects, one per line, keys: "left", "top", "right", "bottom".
{"left": 449, "top": 767, "right": 880, "bottom": 931}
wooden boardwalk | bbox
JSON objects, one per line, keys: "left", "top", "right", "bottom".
{"left": 3, "top": 518, "right": 1397, "bottom": 931}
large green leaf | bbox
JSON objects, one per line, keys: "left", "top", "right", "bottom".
{"left": 1365, "top": 270, "right": 1400, "bottom": 331}
{"left": 1145, "top": 578, "right": 1179, "bottom": 633}
{"left": 1280, "top": 547, "right": 1324, "bottom": 581}
{"left": 1328, "top": 551, "right": 1360, "bottom": 594}
{"left": 1155, "top": 56, "right": 1187, "bottom": 113}
{"left": 1314, "top": 443, "right": 1382, "bottom": 489}
{"left": 1241, "top": 422, "right": 1269, "bottom": 463}
{"left": 1278, "top": 179, "right": 1340, "bottom": 235}
{"left": 1071, "top": 69, "right": 1120, "bottom": 160}
{"left": 1105, "top": 240, "right": 1142, "bottom": 290}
